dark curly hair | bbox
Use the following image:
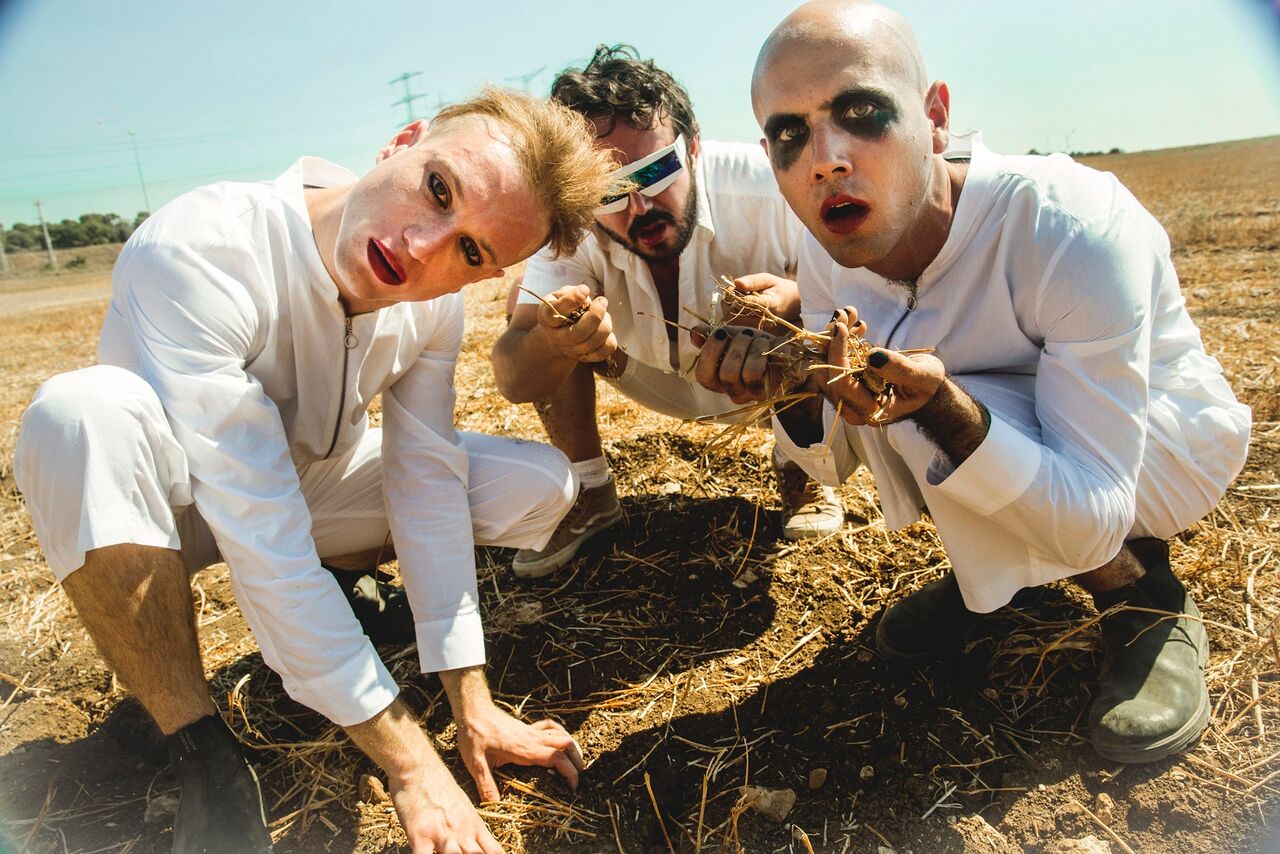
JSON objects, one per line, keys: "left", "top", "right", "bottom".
{"left": 550, "top": 44, "right": 699, "bottom": 142}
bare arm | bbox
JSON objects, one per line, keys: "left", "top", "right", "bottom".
{"left": 344, "top": 698, "right": 503, "bottom": 853}
{"left": 491, "top": 286, "right": 616, "bottom": 403}
{"left": 439, "top": 665, "right": 584, "bottom": 803}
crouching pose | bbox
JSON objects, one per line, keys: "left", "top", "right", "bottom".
{"left": 492, "top": 45, "right": 843, "bottom": 579}
{"left": 14, "top": 89, "right": 616, "bottom": 852}
{"left": 699, "top": 1, "right": 1251, "bottom": 763}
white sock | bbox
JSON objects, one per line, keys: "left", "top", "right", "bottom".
{"left": 571, "top": 456, "right": 611, "bottom": 489}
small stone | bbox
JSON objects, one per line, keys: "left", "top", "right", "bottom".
{"left": 982, "top": 688, "right": 1000, "bottom": 701}
{"left": 894, "top": 693, "right": 908, "bottom": 709}
{"left": 860, "top": 765, "right": 875, "bottom": 780}
{"left": 732, "top": 570, "right": 759, "bottom": 589}
{"left": 877, "top": 846, "right": 897, "bottom": 854}
{"left": 808, "top": 767, "right": 828, "bottom": 790}
{"left": 359, "top": 773, "right": 390, "bottom": 804}
{"left": 856, "top": 649, "right": 874, "bottom": 663}
{"left": 739, "top": 785, "right": 796, "bottom": 823}
{"left": 659, "top": 481, "right": 681, "bottom": 494}
{"left": 1094, "top": 792, "right": 1115, "bottom": 823}
{"left": 143, "top": 793, "right": 179, "bottom": 824}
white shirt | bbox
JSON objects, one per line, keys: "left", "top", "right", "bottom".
{"left": 777, "top": 137, "right": 1250, "bottom": 571}
{"left": 98, "top": 159, "right": 483, "bottom": 726}
{"left": 518, "top": 140, "right": 806, "bottom": 373}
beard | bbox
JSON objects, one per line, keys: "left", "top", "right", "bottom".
{"left": 600, "top": 171, "right": 699, "bottom": 262}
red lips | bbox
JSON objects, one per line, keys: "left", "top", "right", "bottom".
{"left": 819, "top": 194, "right": 871, "bottom": 235}
{"left": 367, "top": 238, "right": 406, "bottom": 286}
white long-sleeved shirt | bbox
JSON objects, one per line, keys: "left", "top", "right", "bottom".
{"left": 97, "top": 158, "right": 483, "bottom": 726}
{"left": 518, "top": 140, "right": 806, "bottom": 373}
{"left": 776, "top": 137, "right": 1250, "bottom": 571}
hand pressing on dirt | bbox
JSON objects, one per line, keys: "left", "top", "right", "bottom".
{"left": 724, "top": 273, "right": 803, "bottom": 328}
{"left": 535, "top": 283, "right": 617, "bottom": 365}
{"left": 388, "top": 754, "right": 504, "bottom": 854}
{"left": 442, "top": 667, "right": 583, "bottom": 803}
{"left": 344, "top": 698, "right": 503, "bottom": 854}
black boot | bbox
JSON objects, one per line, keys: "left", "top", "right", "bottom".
{"left": 1089, "top": 538, "right": 1209, "bottom": 763}
{"left": 322, "top": 564, "right": 415, "bottom": 646}
{"left": 875, "top": 573, "right": 980, "bottom": 661}
{"left": 168, "top": 714, "right": 273, "bottom": 853}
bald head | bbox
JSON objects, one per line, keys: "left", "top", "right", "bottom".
{"left": 752, "top": 0, "right": 927, "bottom": 110}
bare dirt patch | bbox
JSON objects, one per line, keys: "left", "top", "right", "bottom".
{"left": 1, "top": 139, "right": 1278, "bottom": 853}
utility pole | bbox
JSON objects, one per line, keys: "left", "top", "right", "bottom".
{"left": 34, "top": 201, "right": 56, "bottom": 268}
{"left": 0, "top": 222, "right": 9, "bottom": 274}
{"left": 504, "top": 66, "right": 546, "bottom": 93}
{"left": 128, "top": 130, "right": 152, "bottom": 213}
{"left": 388, "top": 72, "right": 428, "bottom": 125}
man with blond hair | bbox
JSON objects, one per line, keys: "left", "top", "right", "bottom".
{"left": 14, "top": 88, "right": 615, "bottom": 853}
{"left": 702, "top": 1, "right": 1251, "bottom": 764}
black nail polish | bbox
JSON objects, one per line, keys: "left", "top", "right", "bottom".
{"left": 742, "top": 328, "right": 754, "bottom": 336}
{"left": 713, "top": 328, "right": 727, "bottom": 340}
{"left": 868, "top": 350, "right": 889, "bottom": 368}
{"left": 831, "top": 310, "right": 840, "bottom": 321}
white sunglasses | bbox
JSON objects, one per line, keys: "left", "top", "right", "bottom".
{"left": 595, "top": 135, "right": 688, "bottom": 215}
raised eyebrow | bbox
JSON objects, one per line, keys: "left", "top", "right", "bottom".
{"left": 763, "top": 112, "right": 807, "bottom": 140}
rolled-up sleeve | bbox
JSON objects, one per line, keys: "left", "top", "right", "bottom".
{"left": 116, "top": 240, "right": 397, "bottom": 727}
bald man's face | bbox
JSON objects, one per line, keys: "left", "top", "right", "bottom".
{"left": 753, "top": 29, "right": 945, "bottom": 272}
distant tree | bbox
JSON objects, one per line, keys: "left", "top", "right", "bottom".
{"left": 132, "top": 211, "right": 150, "bottom": 230}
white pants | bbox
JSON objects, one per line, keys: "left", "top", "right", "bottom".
{"left": 606, "top": 356, "right": 749, "bottom": 424}
{"left": 15, "top": 365, "right": 577, "bottom": 580}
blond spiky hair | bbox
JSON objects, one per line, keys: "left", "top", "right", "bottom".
{"left": 433, "top": 86, "right": 617, "bottom": 258}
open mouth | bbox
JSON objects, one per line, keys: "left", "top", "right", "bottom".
{"left": 820, "top": 195, "right": 870, "bottom": 235}
{"left": 367, "top": 238, "right": 405, "bottom": 286}
{"left": 634, "top": 220, "right": 668, "bottom": 246}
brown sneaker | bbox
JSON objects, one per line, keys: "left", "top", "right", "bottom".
{"left": 512, "top": 476, "right": 623, "bottom": 578}
{"left": 776, "top": 459, "right": 844, "bottom": 540}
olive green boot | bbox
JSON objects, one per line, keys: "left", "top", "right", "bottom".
{"left": 1089, "top": 538, "right": 1210, "bottom": 763}
{"left": 874, "top": 573, "right": 980, "bottom": 661}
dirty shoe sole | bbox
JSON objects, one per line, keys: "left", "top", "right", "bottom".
{"left": 511, "top": 511, "right": 622, "bottom": 579}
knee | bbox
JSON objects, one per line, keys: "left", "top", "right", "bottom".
{"left": 17, "top": 367, "right": 164, "bottom": 482}
{"left": 521, "top": 443, "right": 578, "bottom": 521}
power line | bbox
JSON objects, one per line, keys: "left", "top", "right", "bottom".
{"left": 388, "top": 72, "right": 428, "bottom": 125}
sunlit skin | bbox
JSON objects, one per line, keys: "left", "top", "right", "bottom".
{"left": 307, "top": 116, "right": 550, "bottom": 315}
{"left": 590, "top": 117, "right": 700, "bottom": 264}
{"left": 701, "top": 1, "right": 986, "bottom": 463}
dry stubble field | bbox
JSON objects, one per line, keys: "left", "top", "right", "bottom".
{"left": 0, "top": 136, "right": 1277, "bottom": 853}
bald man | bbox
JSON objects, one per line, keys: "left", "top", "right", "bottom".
{"left": 696, "top": 0, "right": 1251, "bottom": 763}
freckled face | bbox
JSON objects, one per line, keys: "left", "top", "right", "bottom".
{"left": 753, "top": 37, "right": 937, "bottom": 271}
{"left": 334, "top": 117, "right": 548, "bottom": 311}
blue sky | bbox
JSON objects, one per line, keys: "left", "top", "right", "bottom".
{"left": 1, "top": 0, "right": 1277, "bottom": 228}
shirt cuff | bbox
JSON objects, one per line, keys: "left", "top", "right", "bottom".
{"left": 926, "top": 412, "right": 1042, "bottom": 517}
{"left": 771, "top": 411, "right": 845, "bottom": 487}
{"left": 283, "top": 644, "right": 399, "bottom": 728}
{"left": 416, "top": 611, "right": 486, "bottom": 675}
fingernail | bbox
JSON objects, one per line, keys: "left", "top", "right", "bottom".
{"left": 714, "top": 328, "right": 727, "bottom": 340}
{"left": 831, "top": 310, "right": 840, "bottom": 321}
{"left": 742, "top": 328, "right": 754, "bottom": 336}
{"left": 868, "top": 350, "right": 889, "bottom": 368}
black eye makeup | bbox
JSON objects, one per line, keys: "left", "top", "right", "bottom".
{"left": 830, "top": 89, "right": 896, "bottom": 138}
{"left": 763, "top": 115, "right": 810, "bottom": 170}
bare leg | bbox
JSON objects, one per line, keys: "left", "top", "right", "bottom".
{"left": 61, "top": 543, "right": 215, "bottom": 736}
{"left": 533, "top": 361, "right": 603, "bottom": 463}
{"left": 1071, "top": 543, "right": 1146, "bottom": 594}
